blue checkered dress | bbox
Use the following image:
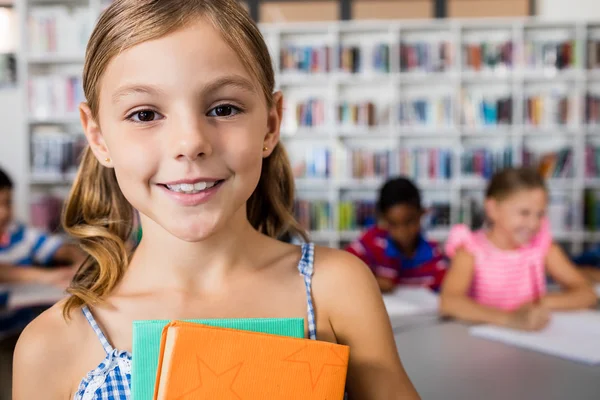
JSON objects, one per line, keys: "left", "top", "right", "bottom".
{"left": 74, "top": 243, "right": 317, "bottom": 399}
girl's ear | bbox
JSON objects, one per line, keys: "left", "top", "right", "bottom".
{"left": 80, "top": 103, "right": 112, "bottom": 167}
{"left": 484, "top": 198, "right": 499, "bottom": 225}
{"left": 263, "top": 91, "right": 283, "bottom": 157}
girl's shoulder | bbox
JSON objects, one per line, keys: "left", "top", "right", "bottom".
{"left": 444, "top": 224, "right": 482, "bottom": 258}
{"left": 13, "top": 300, "right": 89, "bottom": 397}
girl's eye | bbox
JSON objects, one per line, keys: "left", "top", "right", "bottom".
{"left": 208, "top": 104, "right": 241, "bottom": 118}
{"left": 128, "top": 110, "right": 163, "bottom": 123}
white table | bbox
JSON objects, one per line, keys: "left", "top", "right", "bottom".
{"left": 395, "top": 322, "right": 600, "bottom": 400}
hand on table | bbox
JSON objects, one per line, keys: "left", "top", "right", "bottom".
{"left": 507, "top": 302, "right": 551, "bottom": 331}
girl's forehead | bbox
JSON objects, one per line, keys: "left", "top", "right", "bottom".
{"left": 99, "top": 21, "right": 254, "bottom": 96}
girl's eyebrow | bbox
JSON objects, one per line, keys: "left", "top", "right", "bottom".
{"left": 112, "top": 84, "right": 167, "bottom": 104}
{"left": 111, "top": 75, "right": 257, "bottom": 105}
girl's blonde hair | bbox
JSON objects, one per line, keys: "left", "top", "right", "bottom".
{"left": 63, "top": 0, "right": 306, "bottom": 317}
{"left": 486, "top": 167, "right": 547, "bottom": 201}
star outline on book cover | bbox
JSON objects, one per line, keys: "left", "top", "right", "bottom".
{"left": 283, "top": 343, "right": 347, "bottom": 390}
{"left": 175, "top": 356, "right": 244, "bottom": 400}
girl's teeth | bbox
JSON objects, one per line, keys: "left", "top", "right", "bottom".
{"left": 166, "top": 181, "right": 218, "bottom": 194}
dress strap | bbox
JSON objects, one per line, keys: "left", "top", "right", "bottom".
{"left": 81, "top": 305, "right": 114, "bottom": 355}
{"left": 297, "top": 243, "right": 317, "bottom": 340}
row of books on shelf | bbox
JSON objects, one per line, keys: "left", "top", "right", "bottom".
{"left": 461, "top": 94, "right": 512, "bottom": 127}
{"left": 27, "top": 6, "right": 93, "bottom": 55}
{"left": 524, "top": 40, "right": 577, "bottom": 70}
{"left": 526, "top": 94, "right": 575, "bottom": 126}
{"left": 398, "top": 96, "right": 453, "bottom": 127}
{"left": 463, "top": 41, "right": 513, "bottom": 72}
{"left": 31, "top": 128, "right": 86, "bottom": 178}
{"left": 28, "top": 75, "right": 85, "bottom": 119}
{"left": 291, "top": 147, "right": 583, "bottom": 181}
{"left": 585, "top": 94, "right": 600, "bottom": 125}
{"left": 279, "top": 44, "right": 391, "bottom": 75}
{"left": 277, "top": 39, "right": 595, "bottom": 75}
{"left": 400, "top": 41, "right": 452, "bottom": 73}
{"left": 294, "top": 148, "right": 453, "bottom": 180}
{"left": 0, "top": 54, "right": 16, "bottom": 87}
{"left": 295, "top": 199, "right": 450, "bottom": 232}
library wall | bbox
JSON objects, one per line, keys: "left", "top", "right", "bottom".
{"left": 260, "top": 1, "right": 339, "bottom": 23}
{"left": 352, "top": 0, "right": 431, "bottom": 20}
{"left": 538, "top": 0, "right": 600, "bottom": 20}
{"left": 448, "top": 0, "right": 529, "bottom": 17}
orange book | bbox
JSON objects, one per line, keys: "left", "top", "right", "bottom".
{"left": 154, "top": 321, "right": 349, "bottom": 400}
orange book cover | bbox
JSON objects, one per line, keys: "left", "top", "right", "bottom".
{"left": 154, "top": 321, "right": 349, "bottom": 400}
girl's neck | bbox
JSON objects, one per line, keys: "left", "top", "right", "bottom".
{"left": 485, "top": 227, "right": 519, "bottom": 251}
{"left": 121, "top": 208, "right": 264, "bottom": 292}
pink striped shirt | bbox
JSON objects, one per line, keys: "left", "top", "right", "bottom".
{"left": 445, "top": 220, "right": 552, "bottom": 311}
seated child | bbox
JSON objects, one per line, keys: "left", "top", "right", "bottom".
{"left": 0, "top": 167, "right": 85, "bottom": 333}
{"left": 441, "top": 167, "right": 596, "bottom": 331}
{"left": 346, "top": 177, "right": 448, "bottom": 293}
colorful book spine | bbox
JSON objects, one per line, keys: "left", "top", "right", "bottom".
{"left": 461, "top": 93, "right": 512, "bottom": 127}
{"left": 525, "top": 94, "right": 573, "bottom": 126}
{"left": 463, "top": 41, "right": 513, "bottom": 71}
{"left": 461, "top": 148, "right": 513, "bottom": 179}
{"left": 27, "top": 6, "right": 92, "bottom": 54}
{"left": 585, "top": 145, "right": 600, "bottom": 178}
{"left": 525, "top": 40, "right": 577, "bottom": 70}
{"left": 523, "top": 147, "right": 573, "bottom": 178}
{"left": 292, "top": 148, "right": 331, "bottom": 179}
{"left": 28, "top": 75, "right": 85, "bottom": 119}
{"left": 587, "top": 39, "right": 600, "bottom": 69}
{"left": 29, "top": 194, "right": 64, "bottom": 233}
{"left": 348, "top": 149, "right": 390, "bottom": 179}
{"left": 279, "top": 45, "right": 331, "bottom": 74}
{"left": 398, "top": 96, "right": 453, "bottom": 127}
{"left": 400, "top": 41, "right": 453, "bottom": 72}
{"left": 338, "top": 101, "right": 377, "bottom": 127}
{"left": 390, "top": 148, "right": 453, "bottom": 180}
{"left": 422, "top": 203, "right": 451, "bottom": 229}
{"left": 338, "top": 200, "right": 376, "bottom": 231}
{"left": 294, "top": 98, "right": 326, "bottom": 128}
{"left": 31, "top": 128, "right": 86, "bottom": 177}
{"left": 585, "top": 93, "right": 600, "bottom": 124}
{"left": 294, "top": 200, "right": 331, "bottom": 231}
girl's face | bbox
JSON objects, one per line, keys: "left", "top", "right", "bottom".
{"left": 81, "top": 20, "right": 282, "bottom": 242}
{"left": 485, "top": 188, "right": 548, "bottom": 248}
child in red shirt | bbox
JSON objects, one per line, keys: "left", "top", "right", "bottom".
{"left": 346, "top": 177, "right": 448, "bottom": 292}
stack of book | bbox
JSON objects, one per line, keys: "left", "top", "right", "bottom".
{"left": 279, "top": 45, "right": 331, "bottom": 74}
{"left": 461, "top": 148, "right": 514, "bottom": 179}
{"left": 461, "top": 93, "right": 513, "bottom": 127}
{"left": 525, "top": 93, "right": 574, "bottom": 126}
{"left": 338, "top": 101, "right": 378, "bottom": 127}
{"left": 525, "top": 39, "right": 577, "bottom": 70}
{"left": 294, "top": 199, "right": 331, "bottom": 231}
{"left": 463, "top": 40, "right": 513, "bottom": 71}
{"left": 523, "top": 147, "right": 573, "bottom": 178}
{"left": 30, "top": 127, "right": 86, "bottom": 179}
{"left": 400, "top": 41, "right": 453, "bottom": 73}
{"left": 338, "top": 200, "right": 376, "bottom": 231}
{"left": 398, "top": 96, "right": 453, "bottom": 127}
{"left": 28, "top": 75, "right": 85, "bottom": 119}
{"left": 28, "top": 6, "right": 92, "bottom": 55}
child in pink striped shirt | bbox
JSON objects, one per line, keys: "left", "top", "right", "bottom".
{"left": 440, "top": 167, "right": 596, "bottom": 331}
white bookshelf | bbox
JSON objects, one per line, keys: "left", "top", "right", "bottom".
{"left": 15, "top": 4, "right": 600, "bottom": 251}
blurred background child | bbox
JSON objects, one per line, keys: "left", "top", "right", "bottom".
{"left": 440, "top": 167, "right": 596, "bottom": 331}
{"left": 346, "top": 177, "right": 448, "bottom": 293}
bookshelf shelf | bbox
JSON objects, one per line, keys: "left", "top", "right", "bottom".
{"left": 17, "top": 11, "right": 600, "bottom": 250}
{"left": 26, "top": 54, "right": 85, "bottom": 64}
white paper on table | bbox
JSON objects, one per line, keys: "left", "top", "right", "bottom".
{"left": 470, "top": 310, "right": 600, "bottom": 365}
{"left": 383, "top": 287, "right": 439, "bottom": 317}
{"left": 0, "top": 283, "right": 66, "bottom": 310}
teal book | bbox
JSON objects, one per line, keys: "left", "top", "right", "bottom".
{"left": 131, "top": 318, "right": 305, "bottom": 400}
